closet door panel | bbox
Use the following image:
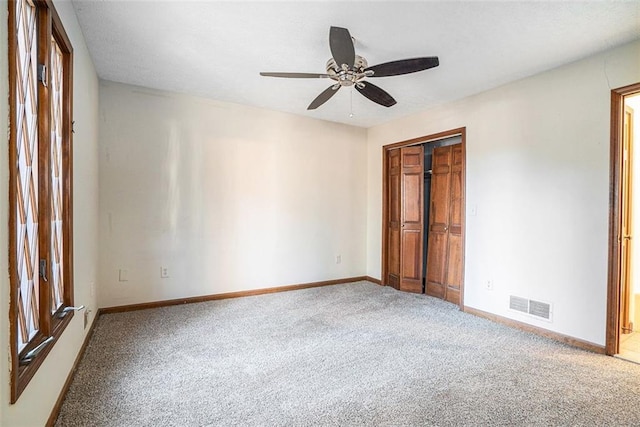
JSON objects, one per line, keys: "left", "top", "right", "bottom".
{"left": 445, "top": 144, "right": 464, "bottom": 304}
{"left": 399, "top": 146, "right": 424, "bottom": 293}
{"left": 426, "top": 146, "right": 451, "bottom": 297}
{"left": 387, "top": 149, "right": 401, "bottom": 289}
{"left": 445, "top": 233, "right": 462, "bottom": 303}
{"left": 426, "top": 232, "right": 447, "bottom": 298}
{"left": 401, "top": 230, "right": 422, "bottom": 280}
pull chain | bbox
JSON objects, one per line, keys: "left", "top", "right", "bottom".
{"left": 350, "top": 88, "right": 354, "bottom": 118}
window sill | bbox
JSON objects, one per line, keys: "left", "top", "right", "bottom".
{"left": 12, "top": 313, "right": 74, "bottom": 404}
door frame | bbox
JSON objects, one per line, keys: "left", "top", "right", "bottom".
{"left": 382, "top": 127, "right": 466, "bottom": 308}
{"left": 606, "top": 82, "right": 640, "bottom": 355}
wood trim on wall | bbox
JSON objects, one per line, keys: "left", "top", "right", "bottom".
{"left": 459, "top": 129, "right": 467, "bottom": 307}
{"left": 383, "top": 128, "right": 467, "bottom": 151}
{"left": 365, "top": 276, "right": 382, "bottom": 285}
{"left": 607, "top": 82, "right": 640, "bottom": 355}
{"left": 381, "top": 127, "right": 466, "bottom": 308}
{"left": 8, "top": 0, "right": 19, "bottom": 403}
{"left": 100, "top": 276, "right": 373, "bottom": 314}
{"left": 464, "top": 306, "right": 606, "bottom": 354}
{"left": 607, "top": 88, "right": 623, "bottom": 355}
{"left": 381, "top": 147, "right": 389, "bottom": 290}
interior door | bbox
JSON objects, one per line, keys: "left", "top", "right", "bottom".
{"left": 386, "top": 148, "right": 401, "bottom": 290}
{"left": 426, "top": 144, "right": 463, "bottom": 304}
{"left": 399, "top": 146, "right": 424, "bottom": 293}
{"left": 621, "top": 105, "right": 634, "bottom": 334}
{"left": 444, "top": 144, "right": 464, "bottom": 304}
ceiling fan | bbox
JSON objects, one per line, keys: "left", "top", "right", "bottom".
{"left": 260, "top": 26, "right": 439, "bottom": 110}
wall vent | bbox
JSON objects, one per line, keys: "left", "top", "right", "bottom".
{"left": 509, "top": 295, "right": 552, "bottom": 321}
{"left": 509, "top": 296, "right": 529, "bottom": 313}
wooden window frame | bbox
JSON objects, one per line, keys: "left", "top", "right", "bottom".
{"left": 8, "top": 0, "right": 74, "bottom": 403}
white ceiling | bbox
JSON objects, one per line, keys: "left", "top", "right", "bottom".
{"left": 71, "top": 0, "right": 640, "bottom": 128}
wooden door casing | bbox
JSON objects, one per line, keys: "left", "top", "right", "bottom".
{"left": 621, "top": 105, "right": 634, "bottom": 333}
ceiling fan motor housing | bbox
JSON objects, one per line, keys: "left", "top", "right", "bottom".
{"left": 326, "top": 55, "right": 369, "bottom": 87}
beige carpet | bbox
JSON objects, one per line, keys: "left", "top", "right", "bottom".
{"left": 55, "top": 281, "right": 640, "bottom": 426}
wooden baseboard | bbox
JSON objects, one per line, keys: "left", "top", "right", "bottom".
{"left": 46, "top": 314, "right": 100, "bottom": 427}
{"left": 463, "top": 306, "right": 606, "bottom": 354}
{"left": 100, "top": 276, "right": 372, "bottom": 314}
{"left": 365, "top": 276, "right": 382, "bottom": 285}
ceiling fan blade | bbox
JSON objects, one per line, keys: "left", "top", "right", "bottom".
{"left": 329, "top": 26, "right": 355, "bottom": 69}
{"left": 355, "top": 82, "right": 396, "bottom": 107}
{"left": 308, "top": 85, "right": 340, "bottom": 110}
{"left": 260, "top": 72, "right": 331, "bottom": 78}
{"left": 365, "top": 57, "right": 439, "bottom": 77}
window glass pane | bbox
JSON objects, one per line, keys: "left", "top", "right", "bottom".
{"left": 50, "top": 37, "right": 64, "bottom": 313}
{"left": 16, "top": 0, "right": 40, "bottom": 352}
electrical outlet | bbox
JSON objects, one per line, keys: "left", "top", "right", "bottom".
{"left": 161, "top": 267, "right": 170, "bottom": 278}
{"left": 485, "top": 280, "right": 494, "bottom": 291}
{"left": 84, "top": 310, "right": 90, "bottom": 329}
{"left": 118, "top": 269, "right": 128, "bottom": 282}
{"left": 336, "top": 255, "right": 341, "bottom": 264}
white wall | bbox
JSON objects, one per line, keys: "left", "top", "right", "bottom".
{"left": 0, "top": 0, "right": 100, "bottom": 425}
{"left": 367, "top": 40, "right": 640, "bottom": 346}
{"left": 98, "top": 82, "right": 367, "bottom": 308}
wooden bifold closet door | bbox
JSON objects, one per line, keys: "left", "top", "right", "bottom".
{"left": 426, "top": 144, "right": 463, "bottom": 304}
{"left": 386, "top": 145, "right": 424, "bottom": 293}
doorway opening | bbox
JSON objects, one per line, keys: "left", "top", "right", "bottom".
{"left": 607, "top": 83, "right": 640, "bottom": 358}
{"left": 381, "top": 128, "right": 466, "bottom": 307}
